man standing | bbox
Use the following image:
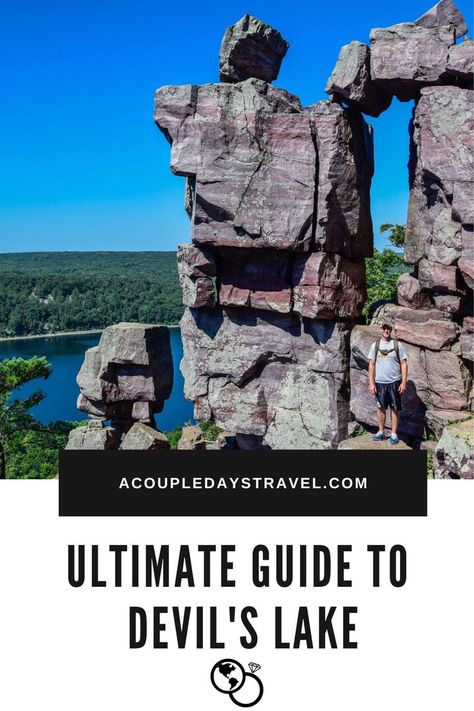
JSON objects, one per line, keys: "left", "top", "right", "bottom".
{"left": 368, "top": 323, "right": 408, "bottom": 444}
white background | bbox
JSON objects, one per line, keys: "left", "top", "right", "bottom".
{"left": 0, "top": 481, "right": 472, "bottom": 710}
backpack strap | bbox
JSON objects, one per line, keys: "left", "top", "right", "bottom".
{"left": 374, "top": 337, "right": 381, "bottom": 362}
{"left": 392, "top": 337, "right": 400, "bottom": 362}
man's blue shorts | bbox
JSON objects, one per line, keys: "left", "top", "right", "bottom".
{"left": 375, "top": 380, "right": 402, "bottom": 411}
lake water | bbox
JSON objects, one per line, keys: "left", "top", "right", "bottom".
{"left": 0, "top": 329, "right": 194, "bottom": 431}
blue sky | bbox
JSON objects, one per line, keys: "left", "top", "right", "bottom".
{"left": 0, "top": 0, "right": 472, "bottom": 253}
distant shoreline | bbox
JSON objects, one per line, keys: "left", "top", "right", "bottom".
{"left": 0, "top": 325, "right": 180, "bottom": 343}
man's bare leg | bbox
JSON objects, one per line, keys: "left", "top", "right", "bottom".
{"left": 391, "top": 409, "right": 399, "bottom": 436}
{"left": 377, "top": 407, "right": 386, "bottom": 434}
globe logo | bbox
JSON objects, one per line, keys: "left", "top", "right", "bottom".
{"left": 210, "top": 659, "right": 264, "bottom": 707}
{"left": 211, "top": 659, "right": 246, "bottom": 694}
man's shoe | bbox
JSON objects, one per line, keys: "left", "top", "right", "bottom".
{"left": 373, "top": 432, "right": 385, "bottom": 441}
{"left": 389, "top": 434, "right": 399, "bottom": 445}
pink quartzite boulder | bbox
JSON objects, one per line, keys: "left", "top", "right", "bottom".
{"left": 396, "top": 273, "right": 432, "bottom": 309}
{"left": 325, "top": 41, "right": 392, "bottom": 117}
{"left": 406, "top": 86, "right": 472, "bottom": 266}
{"left": 180, "top": 306, "right": 351, "bottom": 449}
{"left": 417, "top": 259, "right": 458, "bottom": 291}
{"left": 372, "top": 304, "right": 458, "bottom": 350}
{"left": 415, "top": 0, "right": 467, "bottom": 36}
{"left": 311, "top": 103, "right": 374, "bottom": 258}
{"left": 219, "top": 15, "right": 289, "bottom": 84}
{"left": 370, "top": 0, "right": 468, "bottom": 101}
{"left": 154, "top": 81, "right": 374, "bottom": 256}
{"left": 76, "top": 323, "right": 173, "bottom": 422}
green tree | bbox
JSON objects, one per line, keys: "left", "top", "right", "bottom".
{"left": 6, "top": 422, "right": 75, "bottom": 479}
{"left": 380, "top": 223, "right": 406, "bottom": 249}
{"left": 364, "top": 224, "right": 410, "bottom": 319}
{"left": 0, "top": 357, "right": 51, "bottom": 478}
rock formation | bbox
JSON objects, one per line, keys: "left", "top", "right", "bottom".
{"left": 329, "top": 1, "right": 473, "bottom": 461}
{"left": 65, "top": 1, "right": 472, "bottom": 460}
{"left": 66, "top": 323, "right": 173, "bottom": 449}
{"left": 153, "top": 3, "right": 473, "bottom": 453}
{"left": 155, "top": 15, "right": 375, "bottom": 449}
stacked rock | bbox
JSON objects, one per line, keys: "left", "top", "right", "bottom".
{"left": 326, "top": 0, "right": 472, "bottom": 113}
{"left": 325, "top": 0, "right": 473, "bottom": 472}
{"left": 66, "top": 323, "right": 173, "bottom": 450}
{"left": 155, "top": 15, "right": 375, "bottom": 449}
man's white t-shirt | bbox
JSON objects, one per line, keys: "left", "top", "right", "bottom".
{"left": 368, "top": 339, "right": 407, "bottom": 384}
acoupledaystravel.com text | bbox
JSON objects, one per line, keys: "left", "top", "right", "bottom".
{"left": 118, "top": 476, "right": 368, "bottom": 491}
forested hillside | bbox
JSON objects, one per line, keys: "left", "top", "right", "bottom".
{"left": 0, "top": 252, "right": 183, "bottom": 336}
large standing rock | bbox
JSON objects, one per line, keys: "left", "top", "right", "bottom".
{"left": 370, "top": 1, "right": 468, "bottom": 101}
{"left": 435, "top": 418, "right": 474, "bottom": 478}
{"left": 154, "top": 82, "right": 374, "bottom": 256}
{"left": 76, "top": 323, "right": 173, "bottom": 423}
{"left": 219, "top": 14, "right": 289, "bottom": 84}
{"left": 311, "top": 103, "right": 374, "bottom": 258}
{"left": 154, "top": 16, "right": 376, "bottom": 450}
{"left": 406, "top": 86, "right": 472, "bottom": 265}
{"left": 325, "top": 41, "right": 391, "bottom": 117}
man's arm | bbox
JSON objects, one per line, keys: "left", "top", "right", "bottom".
{"left": 399, "top": 359, "right": 408, "bottom": 393}
{"left": 368, "top": 360, "right": 376, "bottom": 394}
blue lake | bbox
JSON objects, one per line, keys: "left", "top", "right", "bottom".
{"left": 0, "top": 329, "right": 194, "bottom": 431}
